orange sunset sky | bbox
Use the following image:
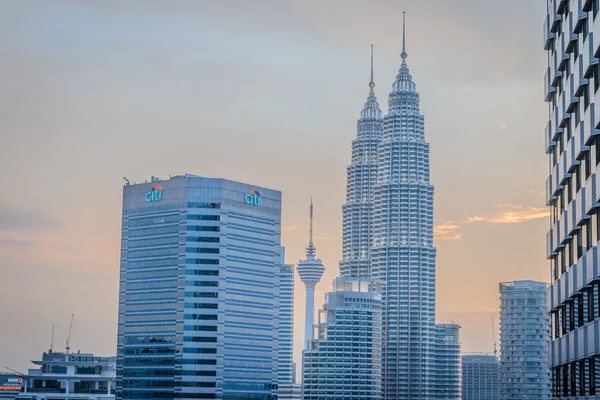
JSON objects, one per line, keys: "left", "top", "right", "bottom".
{"left": 0, "top": 1, "right": 548, "bottom": 375}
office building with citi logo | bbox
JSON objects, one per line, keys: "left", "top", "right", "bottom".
{"left": 117, "top": 174, "right": 283, "bottom": 400}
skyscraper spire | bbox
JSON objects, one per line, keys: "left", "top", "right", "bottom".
{"left": 369, "top": 44, "right": 375, "bottom": 89}
{"left": 306, "top": 197, "right": 316, "bottom": 258}
{"left": 401, "top": 11, "right": 407, "bottom": 61}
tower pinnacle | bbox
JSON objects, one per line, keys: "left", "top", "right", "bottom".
{"left": 369, "top": 44, "right": 375, "bottom": 89}
{"left": 401, "top": 11, "right": 407, "bottom": 61}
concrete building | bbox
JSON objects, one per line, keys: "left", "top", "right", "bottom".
{"left": 544, "top": 1, "right": 600, "bottom": 397}
{"left": 302, "top": 278, "right": 382, "bottom": 400}
{"left": 432, "top": 324, "right": 462, "bottom": 400}
{"left": 296, "top": 200, "right": 325, "bottom": 350}
{"left": 278, "top": 252, "right": 300, "bottom": 400}
{"left": 370, "top": 13, "right": 437, "bottom": 398}
{"left": 116, "top": 174, "right": 281, "bottom": 400}
{"left": 0, "top": 351, "right": 115, "bottom": 400}
{"left": 499, "top": 281, "right": 550, "bottom": 399}
{"left": 462, "top": 353, "right": 499, "bottom": 400}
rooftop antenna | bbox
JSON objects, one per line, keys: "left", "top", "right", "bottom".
{"left": 309, "top": 198, "right": 314, "bottom": 247}
{"left": 123, "top": 177, "right": 130, "bottom": 186}
{"left": 491, "top": 316, "right": 497, "bottom": 359}
{"left": 65, "top": 314, "right": 74, "bottom": 355}
{"left": 50, "top": 324, "right": 55, "bottom": 353}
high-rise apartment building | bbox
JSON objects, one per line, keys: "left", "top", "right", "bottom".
{"left": 461, "top": 353, "right": 499, "bottom": 400}
{"left": 297, "top": 200, "right": 325, "bottom": 350}
{"left": 278, "top": 252, "right": 299, "bottom": 400}
{"left": 499, "top": 281, "right": 550, "bottom": 399}
{"left": 116, "top": 174, "right": 281, "bottom": 400}
{"left": 544, "top": 1, "right": 600, "bottom": 397}
{"left": 302, "top": 277, "right": 382, "bottom": 400}
{"left": 432, "top": 324, "right": 462, "bottom": 400}
{"left": 370, "top": 14, "right": 437, "bottom": 398}
{"left": 339, "top": 45, "right": 383, "bottom": 279}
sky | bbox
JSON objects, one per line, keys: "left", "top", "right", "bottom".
{"left": 0, "top": 0, "right": 548, "bottom": 376}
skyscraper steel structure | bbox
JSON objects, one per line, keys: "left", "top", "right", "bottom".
{"left": 340, "top": 45, "right": 383, "bottom": 279}
{"left": 371, "top": 13, "right": 437, "bottom": 398}
{"left": 297, "top": 200, "right": 325, "bottom": 349}
{"left": 544, "top": 0, "right": 600, "bottom": 397}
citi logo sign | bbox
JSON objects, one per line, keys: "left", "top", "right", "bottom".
{"left": 145, "top": 185, "right": 163, "bottom": 202}
{"left": 7, "top": 378, "right": 22, "bottom": 384}
{"left": 244, "top": 190, "right": 260, "bottom": 206}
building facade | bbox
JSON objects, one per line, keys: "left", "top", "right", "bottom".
{"left": 370, "top": 14, "right": 437, "bottom": 398}
{"left": 296, "top": 200, "right": 325, "bottom": 350}
{"left": 0, "top": 351, "right": 115, "bottom": 400}
{"left": 499, "top": 281, "right": 550, "bottom": 399}
{"left": 116, "top": 174, "right": 281, "bottom": 400}
{"left": 339, "top": 45, "right": 383, "bottom": 279}
{"left": 461, "top": 353, "right": 499, "bottom": 400}
{"left": 432, "top": 324, "right": 462, "bottom": 400}
{"left": 278, "top": 252, "right": 300, "bottom": 400}
{"left": 544, "top": 1, "right": 600, "bottom": 397}
{"left": 302, "top": 278, "right": 382, "bottom": 400}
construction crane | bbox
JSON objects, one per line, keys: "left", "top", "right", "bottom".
{"left": 65, "top": 314, "right": 74, "bottom": 355}
{"left": 491, "top": 316, "right": 498, "bottom": 359}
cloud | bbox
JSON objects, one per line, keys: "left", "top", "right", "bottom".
{"left": 436, "top": 203, "right": 548, "bottom": 242}
{"left": 0, "top": 205, "right": 59, "bottom": 230}
{"left": 282, "top": 224, "right": 301, "bottom": 231}
{"left": 0, "top": 238, "right": 35, "bottom": 248}
{"left": 466, "top": 206, "right": 547, "bottom": 224}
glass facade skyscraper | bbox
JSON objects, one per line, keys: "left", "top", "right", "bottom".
{"left": 461, "top": 353, "right": 499, "bottom": 400}
{"left": 116, "top": 174, "right": 281, "bottom": 400}
{"left": 370, "top": 15, "right": 437, "bottom": 398}
{"left": 432, "top": 324, "right": 462, "bottom": 400}
{"left": 302, "top": 277, "right": 382, "bottom": 400}
{"left": 278, "top": 251, "right": 299, "bottom": 400}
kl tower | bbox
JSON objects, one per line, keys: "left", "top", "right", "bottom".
{"left": 296, "top": 199, "right": 325, "bottom": 349}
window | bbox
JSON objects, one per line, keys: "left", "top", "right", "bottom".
{"left": 578, "top": 228, "right": 584, "bottom": 259}
{"left": 587, "top": 219, "right": 594, "bottom": 250}
{"left": 575, "top": 166, "right": 582, "bottom": 192}
{"left": 567, "top": 178, "right": 572, "bottom": 203}
{"left": 595, "top": 0, "right": 600, "bottom": 20}
{"left": 578, "top": 295, "right": 585, "bottom": 327}
{"left": 562, "top": 306, "right": 567, "bottom": 335}
{"left": 591, "top": 357, "right": 597, "bottom": 395}
{"left": 589, "top": 288, "right": 595, "bottom": 322}
{"left": 584, "top": 84, "right": 590, "bottom": 110}
{"left": 570, "top": 300, "right": 575, "bottom": 331}
{"left": 560, "top": 248, "right": 566, "bottom": 274}
{"left": 580, "top": 360, "right": 586, "bottom": 396}
{"left": 571, "top": 362, "right": 577, "bottom": 397}
{"left": 566, "top": 119, "right": 572, "bottom": 142}
{"left": 596, "top": 135, "right": 600, "bottom": 166}
{"left": 586, "top": 151, "right": 592, "bottom": 180}
{"left": 595, "top": 64, "right": 600, "bottom": 93}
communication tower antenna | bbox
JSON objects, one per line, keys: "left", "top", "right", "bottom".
{"left": 491, "top": 315, "right": 497, "bottom": 359}
{"left": 65, "top": 314, "right": 74, "bottom": 354}
{"left": 123, "top": 177, "right": 130, "bottom": 185}
{"left": 50, "top": 324, "right": 55, "bottom": 353}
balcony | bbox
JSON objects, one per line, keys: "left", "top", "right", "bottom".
{"left": 544, "top": 14, "right": 556, "bottom": 50}
{"left": 545, "top": 67, "right": 556, "bottom": 102}
{"left": 551, "top": 47, "right": 563, "bottom": 87}
{"left": 594, "top": 8, "right": 600, "bottom": 57}
{"left": 583, "top": 32, "right": 598, "bottom": 77}
{"left": 550, "top": 0, "right": 561, "bottom": 33}
{"left": 573, "top": 56, "right": 588, "bottom": 96}
{"left": 546, "top": 119, "right": 556, "bottom": 154}
{"left": 546, "top": 175, "right": 556, "bottom": 206}
{"left": 566, "top": 75, "right": 579, "bottom": 113}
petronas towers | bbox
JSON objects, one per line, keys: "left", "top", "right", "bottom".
{"left": 340, "top": 14, "right": 439, "bottom": 399}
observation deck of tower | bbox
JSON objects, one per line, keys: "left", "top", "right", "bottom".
{"left": 296, "top": 199, "right": 325, "bottom": 349}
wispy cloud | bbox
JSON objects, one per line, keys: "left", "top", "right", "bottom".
{"left": 282, "top": 224, "right": 301, "bottom": 231}
{"left": 466, "top": 206, "right": 547, "bottom": 224}
{"left": 435, "top": 202, "right": 548, "bottom": 242}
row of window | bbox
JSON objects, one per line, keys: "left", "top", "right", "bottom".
{"left": 552, "top": 358, "right": 597, "bottom": 397}
{"left": 551, "top": 282, "right": 600, "bottom": 339}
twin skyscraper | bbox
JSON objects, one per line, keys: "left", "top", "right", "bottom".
{"left": 115, "top": 13, "right": 458, "bottom": 400}
{"left": 303, "top": 14, "right": 459, "bottom": 399}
